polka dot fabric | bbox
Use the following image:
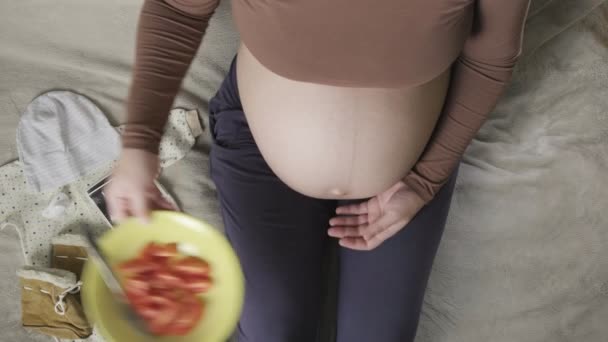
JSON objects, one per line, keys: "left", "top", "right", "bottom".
{"left": 0, "top": 161, "right": 112, "bottom": 266}
{"left": 159, "top": 108, "right": 201, "bottom": 168}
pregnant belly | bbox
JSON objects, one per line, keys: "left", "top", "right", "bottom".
{"left": 237, "top": 45, "right": 450, "bottom": 199}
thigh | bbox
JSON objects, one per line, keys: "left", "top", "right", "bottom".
{"left": 209, "top": 59, "right": 334, "bottom": 342}
{"left": 335, "top": 169, "right": 459, "bottom": 342}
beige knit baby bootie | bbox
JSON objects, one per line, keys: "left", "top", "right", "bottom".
{"left": 51, "top": 233, "right": 89, "bottom": 279}
{"left": 17, "top": 266, "right": 93, "bottom": 339}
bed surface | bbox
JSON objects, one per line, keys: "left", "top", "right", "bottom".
{"left": 1, "top": 1, "right": 607, "bottom": 341}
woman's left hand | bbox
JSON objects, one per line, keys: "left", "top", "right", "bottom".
{"left": 328, "top": 180, "right": 426, "bottom": 251}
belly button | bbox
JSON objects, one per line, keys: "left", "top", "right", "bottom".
{"left": 329, "top": 188, "right": 347, "bottom": 197}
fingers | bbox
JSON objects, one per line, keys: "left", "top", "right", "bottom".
{"left": 327, "top": 214, "right": 370, "bottom": 239}
{"left": 154, "top": 197, "right": 178, "bottom": 211}
{"left": 107, "top": 187, "right": 175, "bottom": 225}
{"left": 339, "top": 220, "right": 406, "bottom": 251}
{"left": 329, "top": 213, "right": 408, "bottom": 251}
{"left": 105, "top": 185, "right": 128, "bottom": 224}
{"left": 328, "top": 224, "right": 367, "bottom": 238}
{"left": 330, "top": 213, "right": 392, "bottom": 237}
{"left": 329, "top": 215, "right": 368, "bottom": 227}
{"left": 106, "top": 148, "right": 166, "bottom": 224}
{"left": 131, "top": 192, "right": 152, "bottom": 224}
{"left": 107, "top": 194, "right": 128, "bottom": 224}
{"left": 335, "top": 201, "right": 368, "bottom": 215}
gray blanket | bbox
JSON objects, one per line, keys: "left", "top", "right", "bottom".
{"left": 1, "top": 0, "right": 607, "bottom": 341}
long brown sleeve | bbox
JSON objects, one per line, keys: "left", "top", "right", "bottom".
{"left": 122, "top": 0, "right": 219, "bottom": 153}
{"left": 403, "top": 0, "right": 531, "bottom": 203}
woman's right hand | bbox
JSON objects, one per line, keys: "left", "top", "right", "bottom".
{"left": 105, "top": 148, "right": 176, "bottom": 223}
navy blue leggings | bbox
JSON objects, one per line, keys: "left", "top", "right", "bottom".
{"left": 209, "top": 59, "right": 458, "bottom": 342}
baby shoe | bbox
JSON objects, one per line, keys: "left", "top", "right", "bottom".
{"left": 17, "top": 266, "right": 93, "bottom": 339}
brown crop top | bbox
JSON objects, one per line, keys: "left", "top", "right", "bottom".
{"left": 122, "top": 0, "right": 531, "bottom": 203}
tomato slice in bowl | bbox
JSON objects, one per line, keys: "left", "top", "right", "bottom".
{"left": 117, "top": 258, "right": 158, "bottom": 277}
{"left": 166, "top": 293, "right": 205, "bottom": 336}
{"left": 180, "top": 275, "right": 213, "bottom": 294}
{"left": 154, "top": 269, "right": 183, "bottom": 288}
{"left": 139, "top": 295, "right": 181, "bottom": 335}
{"left": 141, "top": 242, "right": 178, "bottom": 260}
{"left": 171, "top": 256, "right": 210, "bottom": 277}
{"left": 123, "top": 276, "right": 150, "bottom": 298}
{"left": 114, "top": 242, "right": 213, "bottom": 336}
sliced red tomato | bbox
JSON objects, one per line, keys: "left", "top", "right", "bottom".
{"left": 133, "top": 302, "right": 157, "bottom": 320}
{"left": 148, "top": 272, "right": 178, "bottom": 291}
{"left": 148, "top": 279, "right": 172, "bottom": 291}
{"left": 125, "top": 291, "right": 145, "bottom": 309}
{"left": 163, "top": 288, "right": 188, "bottom": 301}
{"left": 154, "top": 270, "right": 183, "bottom": 288}
{"left": 139, "top": 295, "right": 180, "bottom": 334}
{"left": 123, "top": 276, "right": 150, "bottom": 298}
{"left": 147, "top": 287, "right": 175, "bottom": 299}
{"left": 139, "top": 242, "right": 159, "bottom": 259}
{"left": 141, "top": 242, "right": 178, "bottom": 260}
{"left": 170, "top": 256, "right": 210, "bottom": 277}
{"left": 166, "top": 293, "right": 204, "bottom": 336}
{"left": 117, "top": 242, "right": 211, "bottom": 336}
{"left": 116, "top": 258, "right": 157, "bottom": 276}
{"left": 180, "top": 275, "right": 213, "bottom": 294}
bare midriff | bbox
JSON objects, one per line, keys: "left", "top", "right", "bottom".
{"left": 123, "top": 0, "right": 530, "bottom": 202}
{"left": 237, "top": 44, "right": 450, "bottom": 199}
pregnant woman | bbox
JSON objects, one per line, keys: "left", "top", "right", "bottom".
{"left": 106, "top": 1, "right": 530, "bottom": 341}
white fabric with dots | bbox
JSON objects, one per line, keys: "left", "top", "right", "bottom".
{"left": 1, "top": 108, "right": 202, "bottom": 342}
{"left": 0, "top": 162, "right": 114, "bottom": 266}
{"left": 159, "top": 108, "right": 203, "bottom": 167}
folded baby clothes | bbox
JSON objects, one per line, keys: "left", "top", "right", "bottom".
{"left": 17, "top": 90, "right": 121, "bottom": 192}
{"left": 1, "top": 108, "right": 198, "bottom": 268}
{"left": 51, "top": 234, "right": 89, "bottom": 280}
{"left": 17, "top": 266, "right": 93, "bottom": 339}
